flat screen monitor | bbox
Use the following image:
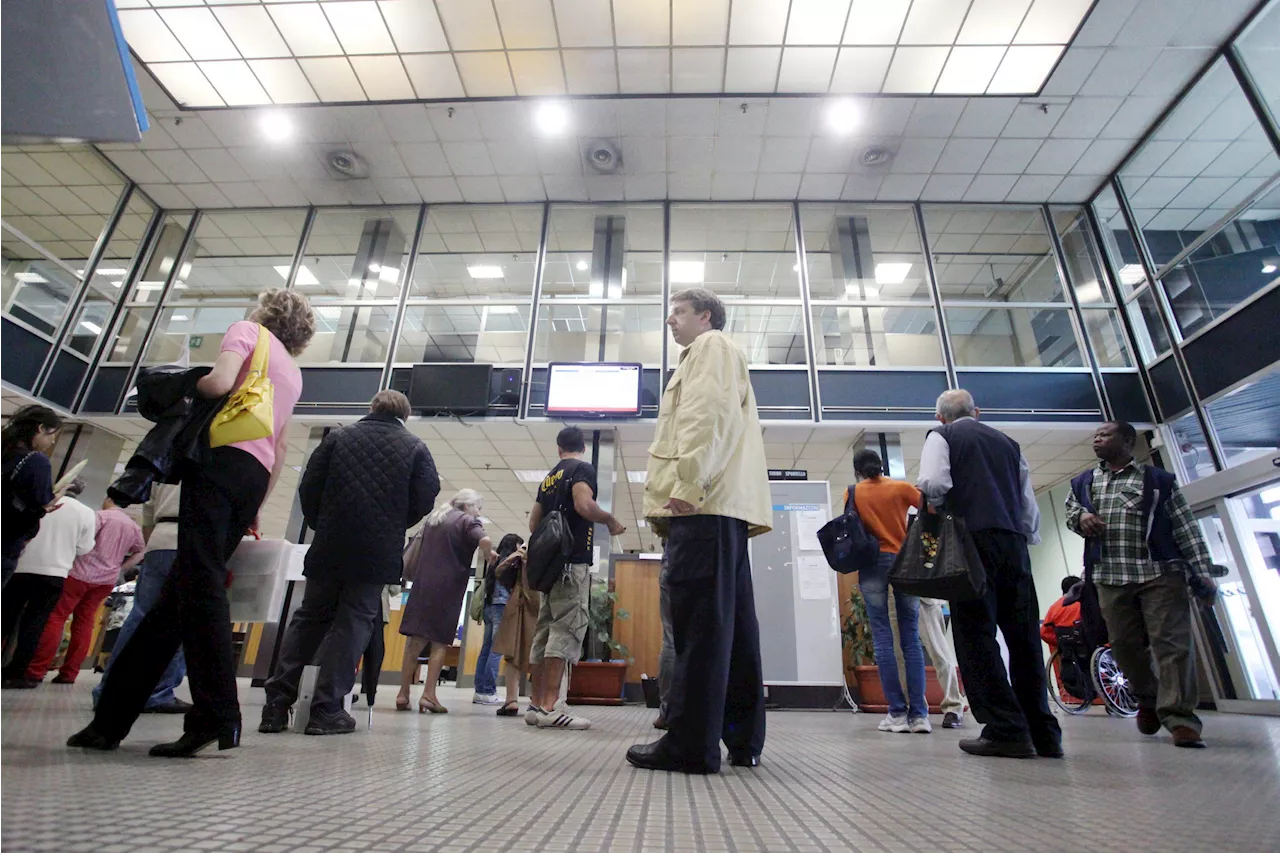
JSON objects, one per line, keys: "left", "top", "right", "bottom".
{"left": 409, "top": 363, "right": 493, "bottom": 412}
{"left": 545, "top": 363, "right": 643, "bottom": 417}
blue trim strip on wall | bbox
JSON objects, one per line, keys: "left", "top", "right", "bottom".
{"left": 103, "top": 0, "right": 149, "bottom": 134}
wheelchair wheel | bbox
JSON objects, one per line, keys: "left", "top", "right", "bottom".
{"left": 1091, "top": 646, "right": 1138, "bottom": 717}
{"left": 1046, "top": 652, "right": 1093, "bottom": 715}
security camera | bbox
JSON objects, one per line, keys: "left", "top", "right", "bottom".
{"left": 584, "top": 139, "right": 622, "bottom": 174}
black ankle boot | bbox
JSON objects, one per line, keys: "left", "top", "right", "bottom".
{"left": 66, "top": 725, "right": 120, "bottom": 751}
{"left": 148, "top": 723, "right": 240, "bottom": 758}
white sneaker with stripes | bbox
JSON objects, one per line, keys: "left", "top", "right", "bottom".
{"left": 524, "top": 705, "right": 543, "bottom": 726}
{"left": 535, "top": 709, "right": 591, "bottom": 730}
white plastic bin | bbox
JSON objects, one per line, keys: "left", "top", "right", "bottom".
{"left": 227, "top": 538, "right": 293, "bottom": 623}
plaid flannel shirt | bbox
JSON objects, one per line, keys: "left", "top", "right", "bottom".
{"left": 1064, "top": 460, "right": 1213, "bottom": 586}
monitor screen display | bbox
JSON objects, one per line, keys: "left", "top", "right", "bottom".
{"left": 545, "top": 363, "right": 643, "bottom": 417}
{"left": 408, "top": 363, "right": 493, "bottom": 411}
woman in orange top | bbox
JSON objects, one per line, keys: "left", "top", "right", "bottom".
{"left": 848, "top": 449, "right": 929, "bottom": 733}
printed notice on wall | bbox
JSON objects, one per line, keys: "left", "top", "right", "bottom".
{"left": 286, "top": 544, "right": 309, "bottom": 581}
{"left": 796, "top": 555, "right": 830, "bottom": 600}
{"left": 794, "top": 510, "right": 824, "bottom": 552}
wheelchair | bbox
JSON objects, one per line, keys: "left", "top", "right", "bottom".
{"left": 1045, "top": 624, "right": 1138, "bottom": 717}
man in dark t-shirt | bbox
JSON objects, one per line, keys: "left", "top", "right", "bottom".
{"left": 526, "top": 426, "right": 625, "bottom": 730}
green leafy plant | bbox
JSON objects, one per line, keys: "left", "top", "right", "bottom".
{"left": 841, "top": 586, "right": 876, "bottom": 666}
{"left": 587, "top": 576, "right": 631, "bottom": 661}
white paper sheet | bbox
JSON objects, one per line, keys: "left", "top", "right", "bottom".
{"left": 286, "top": 544, "right": 309, "bottom": 581}
{"left": 796, "top": 554, "right": 831, "bottom": 600}
{"left": 794, "top": 510, "right": 824, "bottom": 552}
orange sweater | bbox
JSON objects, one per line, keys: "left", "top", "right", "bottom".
{"left": 844, "top": 478, "right": 922, "bottom": 553}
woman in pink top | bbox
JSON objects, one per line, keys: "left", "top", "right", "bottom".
{"left": 73, "top": 289, "right": 314, "bottom": 758}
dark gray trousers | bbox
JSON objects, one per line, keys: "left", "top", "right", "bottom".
{"left": 264, "top": 575, "right": 382, "bottom": 716}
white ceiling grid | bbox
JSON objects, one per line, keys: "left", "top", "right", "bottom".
{"left": 115, "top": 0, "right": 1094, "bottom": 106}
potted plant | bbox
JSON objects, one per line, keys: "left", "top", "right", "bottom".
{"left": 568, "top": 576, "right": 631, "bottom": 705}
{"left": 843, "top": 586, "right": 947, "bottom": 713}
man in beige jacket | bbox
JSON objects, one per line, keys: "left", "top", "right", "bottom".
{"left": 626, "top": 288, "right": 772, "bottom": 775}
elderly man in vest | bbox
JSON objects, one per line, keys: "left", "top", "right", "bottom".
{"left": 626, "top": 287, "right": 772, "bottom": 775}
{"left": 1065, "top": 421, "right": 1216, "bottom": 748}
{"left": 918, "top": 389, "right": 1061, "bottom": 759}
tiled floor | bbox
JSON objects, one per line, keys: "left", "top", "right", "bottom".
{"left": 3, "top": 678, "right": 1280, "bottom": 853}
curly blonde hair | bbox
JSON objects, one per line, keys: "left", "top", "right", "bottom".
{"left": 250, "top": 289, "right": 315, "bottom": 356}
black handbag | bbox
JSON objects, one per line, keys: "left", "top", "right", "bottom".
{"left": 888, "top": 510, "right": 986, "bottom": 601}
{"left": 817, "top": 485, "right": 880, "bottom": 574}
{"left": 525, "top": 509, "right": 572, "bottom": 594}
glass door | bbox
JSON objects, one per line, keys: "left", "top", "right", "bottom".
{"left": 1223, "top": 480, "right": 1280, "bottom": 700}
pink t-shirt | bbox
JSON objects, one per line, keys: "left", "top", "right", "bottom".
{"left": 70, "top": 508, "right": 144, "bottom": 586}
{"left": 220, "top": 320, "right": 303, "bottom": 473}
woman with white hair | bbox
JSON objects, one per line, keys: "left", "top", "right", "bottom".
{"left": 397, "top": 489, "right": 492, "bottom": 713}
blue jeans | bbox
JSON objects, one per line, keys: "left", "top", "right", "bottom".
{"left": 473, "top": 602, "right": 506, "bottom": 695}
{"left": 859, "top": 551, "right": 927, "bottom": 719}
{"left": 93, "top": 550, "right": 186, "bottom": 709}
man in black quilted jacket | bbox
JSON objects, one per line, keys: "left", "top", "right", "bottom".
{"left": 260, "top": 390, "right": 439, "bottom": 736}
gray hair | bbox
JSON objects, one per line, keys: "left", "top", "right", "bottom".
{"left": 64, "top": 477, "right": 86, "bottom": 497}
{"left": 425, "top": 488, "right": 484, "bottom": 527}
{"left": 671, "top": 288, "right": 727, "bottom": 331}
{"left": 936, "top": 389, "right": 977, "bottom": 423}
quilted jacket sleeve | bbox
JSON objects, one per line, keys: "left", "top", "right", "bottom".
{"left": 407, "top": 441, "right": 441, "bottom": 528}
{"left": 298, "top": 431, "right": 335, "bottom": 527}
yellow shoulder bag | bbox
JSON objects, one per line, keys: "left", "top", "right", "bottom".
{"left": 208, "top": 324, "right": 275, "bottom": 449}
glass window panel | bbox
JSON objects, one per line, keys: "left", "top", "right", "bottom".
{"left": 720, "top": 304, "right": 807, "bottom": 366}
{"left": 299, "top": 207, "right": 419, "bottom": 301}
{"left": 1079, "top": 308, "right": 1134, "bottom": 368}
{"left": 799, "top": 204, "right": 930, "bottom": 301}
{"left": 1236, "top": 0, "right": 1280, "bottom": 125}
{"left": 1168, "top": 411, "right": 1215, "bottom": 482}
{"left": 180, "top": 210, "right": 308, "bottom": 302}
{"left": 945, "top": 306, "right": 1083, "bottom": 367}
{"left": 104, "top": 306, "right": 155, "bottom": 364}
{"left": 396, "top": 304, "right": 530, "bottom": 365}
{"left": 1119, "top": 57, "right": 1280, "bottom": 268}
{"left": 533, "top": 303, "right": 664, "bottom": 366}
{"left": 1091, "top": 184, "right": 1147, "bottom": 300}
{"left": 102, "top": 213, "right": 195, "bottom": 364}
{"left": 1205, "top": 366, "right": 1280, "bottom": 467}
{"left": 924, "top": 206, "right": 1065, "bottom": 303}
{"left": 1, "top": 257, "right": 79, "bottom": 335}
{"left": 65, "top": 192, "right": 158, "bottom": 356}
{"left": 412, "top": 205, "right": 543, "bottom": 300}
{"left": 812, "top": 305, "right": 943, "bottom": 367}
{"left": 544, "top": 204, "right": 663, "bottom": 299}
{"left": 302, "top": 305, "right": 396, "bottom": 364}
{"left": 144, "top": 305, "right": 254, "bottom": 365}
{"left": 1124, "top": 285, "right": 1173, "bottom": 363}
{"left": 1052, "top": 206, "right": 1113, "bottom": 305}
{"left": 669, "top": 205, "right": 798, "bottom": 298}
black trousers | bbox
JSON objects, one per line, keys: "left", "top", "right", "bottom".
{"left": 951, "top": 529, "right": 1061, "bottom": 748}
{"left": 263, "top": 575, "right": 382, "bottom": 716}
{"left": 361, "top": 619, "right": 387, "bottom": 704}
{"left": 2, "top": 573, "right": 64, "bottom": 679}
{"left": 661, "top": 515, "right": 766, "bottom": 771}
{"left": 93, "top": 447, "right": 268, "bottom": 740}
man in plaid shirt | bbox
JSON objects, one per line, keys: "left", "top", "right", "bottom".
{"left": 1065, "top": 421, "right": 1216, "bottom": 748}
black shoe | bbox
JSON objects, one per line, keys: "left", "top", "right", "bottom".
{"left": 66, "top": 726, "right": 120, "bottom": 751}
{"left": 942, "top": 712, "right": 963, "bottom": 729}
{"left": 149, "top": 724, "right": 240, "bottom": 757}
{"left": 958, "top": 737, "right": 1036, "bottom": 759}
{"left": 258, "top": 704, "right": 291, "bottom": 734}
{"left": 728, "top": 751, "right": 760, "bottom": 768}
{"left": 51, "top": 674, "right": 75, "bottom": 685}
{"left": 304, "top": 709, "right": 356, "bottom": 736}
{"left": 2, "top": 678, "right": 40, "bottom": 689}
{"left": 1034, "top": 741, "right": 1065, "bottom": 758}
{"left": 142, "top": 698, "right": 194, "bottom": 715}
{"left": 626, "top": 741, "right": 717, "bottom": 774}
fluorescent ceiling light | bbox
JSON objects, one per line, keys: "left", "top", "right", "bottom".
{"left": 826, "top": 99, "right": 860, "bottom": 134}
{"left": 135, "top": 281, "right": 166, "bottom": 290}
{"left": 79, "top": 267, "right": 127, "bottom": 276}
{"left": 378, "top": 266, "right": 400, "bottom": 284}
{"left": 488, "top": 305, "right": 519, "bottom": 314}
{"left": 261, "top": 111, "right": 293, "bottom": 142}
{"left": 110, "top": 281, "right": 123, "bottom": 288}
{"left": 627, "top": 471, "right": 646, "bottom": 483}
{"left": 875, "top": 262, "right": 912, "bottom": 284}
{"left": 535, "top": 102, "right": 569, "bottom": 135}
{"left": 669, "top": 260, "right": 705, "bottom": 284}
{"left": 468, "top": 265, "right": 505, "bottom": 279}
{"left": 1117, "top": 264, "right": 1145, "bottom": 286}
{"left": 273, "top": 264, "right": 319, "bottom": 286}
{"left": 1263, "top": 263, "right": 1277, "bottom": 274}
{"left": 514, "top": 470, "right": 547, "bottom": 483}
{"left": 576, "top": 259, "right": 588, "bottom": 271}
{"left": 1260, "top": 486, "right": 1280, "bottom": 504}
{"left": 13, "top": 272, "right": 47, "bottom": 283}
{"left": 171, "top": 315, "right": 189, "bottom": 322}
{"left": 78, "top": 321, "right": 102, "bottom": 335}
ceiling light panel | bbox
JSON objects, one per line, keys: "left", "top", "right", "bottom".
{"left": 122, "top": 0, "right": 1089, "bottom": 105}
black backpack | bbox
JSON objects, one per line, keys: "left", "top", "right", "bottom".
{"left": 817, "top": 485, "right": 881, "bottom": 574}
{"left": 526, "top": 509, "right": 573, "bottom": 594}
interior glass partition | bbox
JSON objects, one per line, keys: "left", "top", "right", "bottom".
{"left": 102, "top": 212, "right": 195, "bottom": 365}
{"left": 1053, "top": 207, "right": 1135, "bottom": 369}
{"left": 1092, "top": 185, "right": 1173, "bottom": 364}
{"left": 1235, "top": 0, "right": 1280, "bottom": 124}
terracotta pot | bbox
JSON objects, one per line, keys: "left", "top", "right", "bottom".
{"left": 567, "top": 661, "right": 627, "bottom": 706}
{"left": 850, "top": 665, "right": 947, "bottom": 714}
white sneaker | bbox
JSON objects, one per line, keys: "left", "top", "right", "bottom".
{"left": 908, "top": 716, "right": 933, "bottom": 734}
{"left": 878, "top": 714, "right": 909, "bottom": 733}
{"left": 472, "top": 692, "right": 504, "bottom": 706}
{"left": 524, "top": 705, "right": 543, "bottom": 726}
{"left": 535, "top": 709, "right": 591, "bottom": 730}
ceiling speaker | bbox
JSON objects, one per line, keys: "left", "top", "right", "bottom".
{"left": 585, "top": 139, "right": 622, "bottom": 174}
{"left": 326, "top": 150, "right": 369, "bottom": 179}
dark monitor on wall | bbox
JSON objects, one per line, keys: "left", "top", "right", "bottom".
{"left": 545, "top": 362, "right": 643, "bottom": 417}
{"left": 409, "top": 363, "right": 493, "bottom": 412}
